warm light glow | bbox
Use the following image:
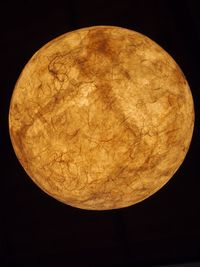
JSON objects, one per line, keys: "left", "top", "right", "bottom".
{"left": 9, "top": 26, "right": 194, "bottom": 210}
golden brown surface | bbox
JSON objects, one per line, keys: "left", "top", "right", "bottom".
{"left": 9, "top": 26, "right": 194, "bottom": 210}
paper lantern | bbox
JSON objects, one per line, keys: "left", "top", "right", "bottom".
{"left": 9, "top": 26, "right": 194, "bottom": 210}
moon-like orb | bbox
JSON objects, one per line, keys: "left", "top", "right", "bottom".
{"left": 9, "top": 26, "right": 194, "bottom": 210}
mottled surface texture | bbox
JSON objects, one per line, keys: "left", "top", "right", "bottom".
{"left": 9, "top": 26, "right": 194, "bottom": 210}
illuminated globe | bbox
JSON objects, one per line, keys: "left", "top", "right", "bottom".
{"left": 9, "top": 26, "right": 194, "bottom": 210}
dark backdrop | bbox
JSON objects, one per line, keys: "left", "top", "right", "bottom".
{"left": 1, "top": 1, "right": 200, "bottom": 267}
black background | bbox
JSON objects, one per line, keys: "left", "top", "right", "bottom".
{"left": 1, "top": 1, "right": 200, "bottom": 267}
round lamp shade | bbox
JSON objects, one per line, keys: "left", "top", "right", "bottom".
{"left": 9, "top": 26, "right": 194, "bottom": 210}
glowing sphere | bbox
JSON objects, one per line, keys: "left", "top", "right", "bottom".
{"left": 9, "top": 26, "right": 194, "bottom": 210}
